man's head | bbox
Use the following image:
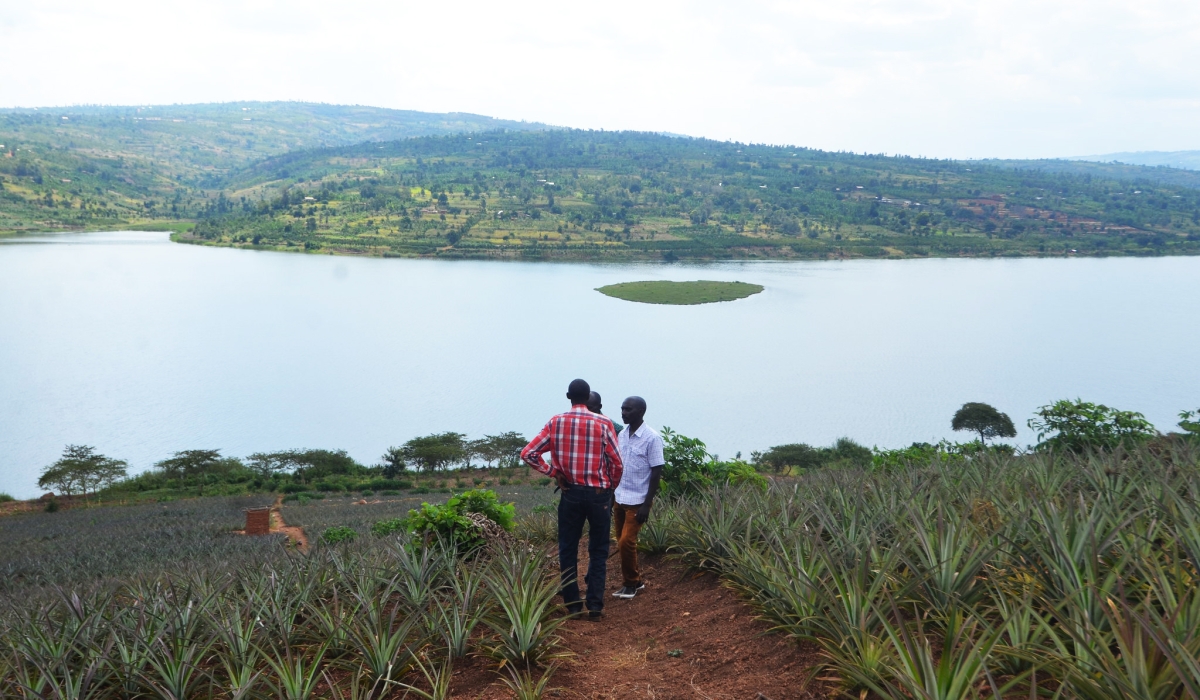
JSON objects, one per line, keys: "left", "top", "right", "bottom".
{"left": 566, "top": 378, "right": 591, "bottom": 405}
{"left": 587, "top": 391, "right": 603, "bottom": 414}
{"left": 621, "top": 396, "right": 647, "bottom": 426}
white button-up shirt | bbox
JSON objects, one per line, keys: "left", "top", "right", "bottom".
{"left": 614, "top": 423, "right": 666, "bottom": 506}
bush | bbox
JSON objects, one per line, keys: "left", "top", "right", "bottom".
{"left": 404, "top": 502, "right": 478, "bottom": 548}
{"left": 711, "top": 460, "right": 768, "bottom": 490}
{"left": 45, "top": 499, "right": 59, "bottom": 513}
{"left": 0, "top": 493, "right": 14, "bottom": 503}
{"left": 1028, "top": 399, "right": 1157, "bottom": 453}
{"left": 872, "top": 441, "right": 966, "bottom": 472}
{"left": 380, "top": 490, "right": 401, "bottom": 496}
{"left": 661, "top": 428, "right": 767, "bottom": 496}
{"left": 359, "top": 490, "right": 374, "bottom": 497}
{"left": 1180, "top": 409, "right": 1200, "bottom": 438}
{"left": 363, "top": 478, "right": 400, "bottom": 491}
{"left": 753, "top": 437, "right": 873, "bottom": 473}
{"left": 314, "top": 481, "right": 345, "bottom": 492}
{"left": 280, "top": 483, "right": 307, "bottom": 494}
{"left": 448, "top": 489, "right": 515, "bottom": 530}
{"left": 321, "top": 526, "right": 357, "bottom": 545}
{"left": 403, "top": 488, "right": 515, "bottom": 550}
{"left": 370, "top": 518, "right": 406, "bottom": 538}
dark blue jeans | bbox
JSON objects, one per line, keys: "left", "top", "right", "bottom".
{"left": 557, "top": 486, "right": 613, "bottom": 613}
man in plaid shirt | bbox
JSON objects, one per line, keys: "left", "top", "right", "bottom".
{"left": 522, "top": 378, "right": 623, "bottom": 618}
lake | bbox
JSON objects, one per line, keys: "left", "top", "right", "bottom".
{"left": 2, "top": 232, "right": 1198, "bottom": 498}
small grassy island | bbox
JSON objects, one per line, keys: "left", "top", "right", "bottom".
{"left": 596, "top": 280, "right": 764, "bottom": 305}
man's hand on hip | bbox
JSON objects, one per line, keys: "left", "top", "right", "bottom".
{"left": 554, "top": 473, "right": 572, "bottom": 491}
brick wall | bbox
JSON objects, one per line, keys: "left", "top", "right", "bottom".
{"left": 245, "top": 508, "right": 271, "bottom": 535}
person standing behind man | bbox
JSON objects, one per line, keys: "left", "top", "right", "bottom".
{"left": 522, "top": 379, "right": 623, "bottom": 618}
{"left": 611, "top": 396, "right": 665, "bottom": 600}
{"left": 587, "top": 391, "right": 624, "bottom": 435}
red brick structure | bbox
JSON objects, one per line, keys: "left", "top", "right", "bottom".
{"left": 244, "top": 507, "right": 272, "bottom": 535}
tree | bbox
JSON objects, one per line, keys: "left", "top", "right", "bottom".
{"left": 400, "top": 433, "right": 467, "bottom": 473}
{"left": 155, "top": 449, "right": 224, "bottom": 480}
{"left": 475, "top": 432, "right": 527, "bottom": 469}
{"left": 753, "top": 443, "right": 821, "bottom": 473}
{"left": 245, "top": 449, "right": 362, "bottom": 483}
{"left": 951, "top": 403, "right": 1017, "bottom": 444}
{"left": 381, "top": 446, "right": 408, "bottom": 478}
{"left": 1028, "top": 399, "right": 1157, "bottom": 453}
{"left": 37, "top": 445, "right": 128, "bottom": 496}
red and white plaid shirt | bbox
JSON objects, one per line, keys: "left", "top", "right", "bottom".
{"left": 522, "top": 405, "right": 624, "bottom": 490}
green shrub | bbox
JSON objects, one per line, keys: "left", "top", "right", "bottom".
{"left": 661, "top": 428, "right": 765, "bottom": 496}
{"left": 753, "top": 437, "right": 873, "bottom": 473}
{"left": 314, "top": 481, "right": 345, "bottom": 492}
{"left": 412, "top": 487, "right": 431, "bottom": 494}
{"left": 537, "top": 477, "right": 551, "bottom": 486}
{"left": 1179, "top": 409, "right": 1200, "bottom": 438}
{"left": 321, "top": 526, "right": 357, "bottom": 545}
{"left": 370, "top": 518, "right": 406, "bottom": 538}
{"left": 872, "top": 441, "right": 966, "bottom": 472}
{"left": 0, "top": 493, "right": 14, "bottom": 503}
{"left": 396, "top": 479, "right": 414, "bottom": 489}
{"left": 280, "top": 483, "right": 307, "bottom": 494}
{"left": 363, "top": 478, "right": 399, "bottom": 491}
{"left": 448, "top": 489, "right": 515, "bottom": 530}
{"left": 360, "top": 490, "right": 374, "bottom": 497}
{"left": 404, "top": 488, "right": 515, "bottom": 550}
{"left": 1029, "top": 399, "right": 1157, "bottom": 453}
{"left": 711, "top": 460, "right": 767, "bottom": 490}
{"left": 45, "top": 499, "right": 59, "bottom": 513}
{"left": 380, "top": 490, "right": 401, "bottom": 496}
{"left": 405, "top": 502, "right": 478, "bottom": 548}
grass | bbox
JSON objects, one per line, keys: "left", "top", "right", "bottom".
{"left": 0, "top": 493, "right": 13, "bottom": 503}
{"left": 596, "top": 280, "right": 764, "bottom": 305}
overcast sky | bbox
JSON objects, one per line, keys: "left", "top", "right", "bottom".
{"left": 2, "top": 0, "right": 1197, "bottom": 159}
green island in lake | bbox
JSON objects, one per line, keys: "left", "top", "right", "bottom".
{"left": 597, "top": 280, "right": 764, "bottom": 305}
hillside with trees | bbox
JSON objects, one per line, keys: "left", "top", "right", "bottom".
{"left": 3, "top": 106, "right": 1200, "bottom": 260}
{"left": 0, "top": 102, "right": 550, "bottom": 234}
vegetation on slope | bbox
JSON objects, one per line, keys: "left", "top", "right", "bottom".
{"left": 596, "top": 280, "right": 763, "bottom": 304}
{"left": 3, "top": 111, "right": 1200, "bottom": 259}
{"left": 174, "top": 129, "right": 1200, "bottom": 260}
{"left": 0, "top": 102, "right": 549, "bottom": 234}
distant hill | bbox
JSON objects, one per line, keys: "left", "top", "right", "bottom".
{"left": 0, "top": 102, "right": 553, "bottom": 233}
{"left": 1068, "top": 151, "right": 1200, "bottom": 172}
{"left": 178, "top": 130, "right": 1200, "bottom": 260}
{"left": 969, "top": 158, "right": 1200, "bottom": 190}
{"left": 3, "top": 109, "right": 1199, "bottom": 259}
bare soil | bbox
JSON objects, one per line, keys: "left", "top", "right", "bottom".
{"left": 447, "top": 547, "right": 825, "bottom": 700}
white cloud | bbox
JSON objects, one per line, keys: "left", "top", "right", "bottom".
{"left": 1, "top": 0, "right": 1197, "bottom": 158}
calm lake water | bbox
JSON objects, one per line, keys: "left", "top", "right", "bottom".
{"left": 2, "top": 231, "right": 1198, "bottom": 498}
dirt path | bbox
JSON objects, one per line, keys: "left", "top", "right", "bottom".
{"left": 269, "top": 496, "right": 309, "bottom": 551}
{"left": 449, "top": 548, "right": 824, "bottom": 700}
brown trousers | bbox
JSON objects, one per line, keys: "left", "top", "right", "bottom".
{"left": 612, "top": 503, "right": 644, "bottom": 587}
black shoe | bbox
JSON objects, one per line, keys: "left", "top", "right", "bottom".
{"left": 588, "top": 610, "right": 604, "bottom": 620}
{"left": 613, "top": 583, "right": 645, "bottom": 599}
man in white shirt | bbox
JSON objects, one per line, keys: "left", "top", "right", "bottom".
{"left": 611, "top": 396, "right": 665, "bottom": 600}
